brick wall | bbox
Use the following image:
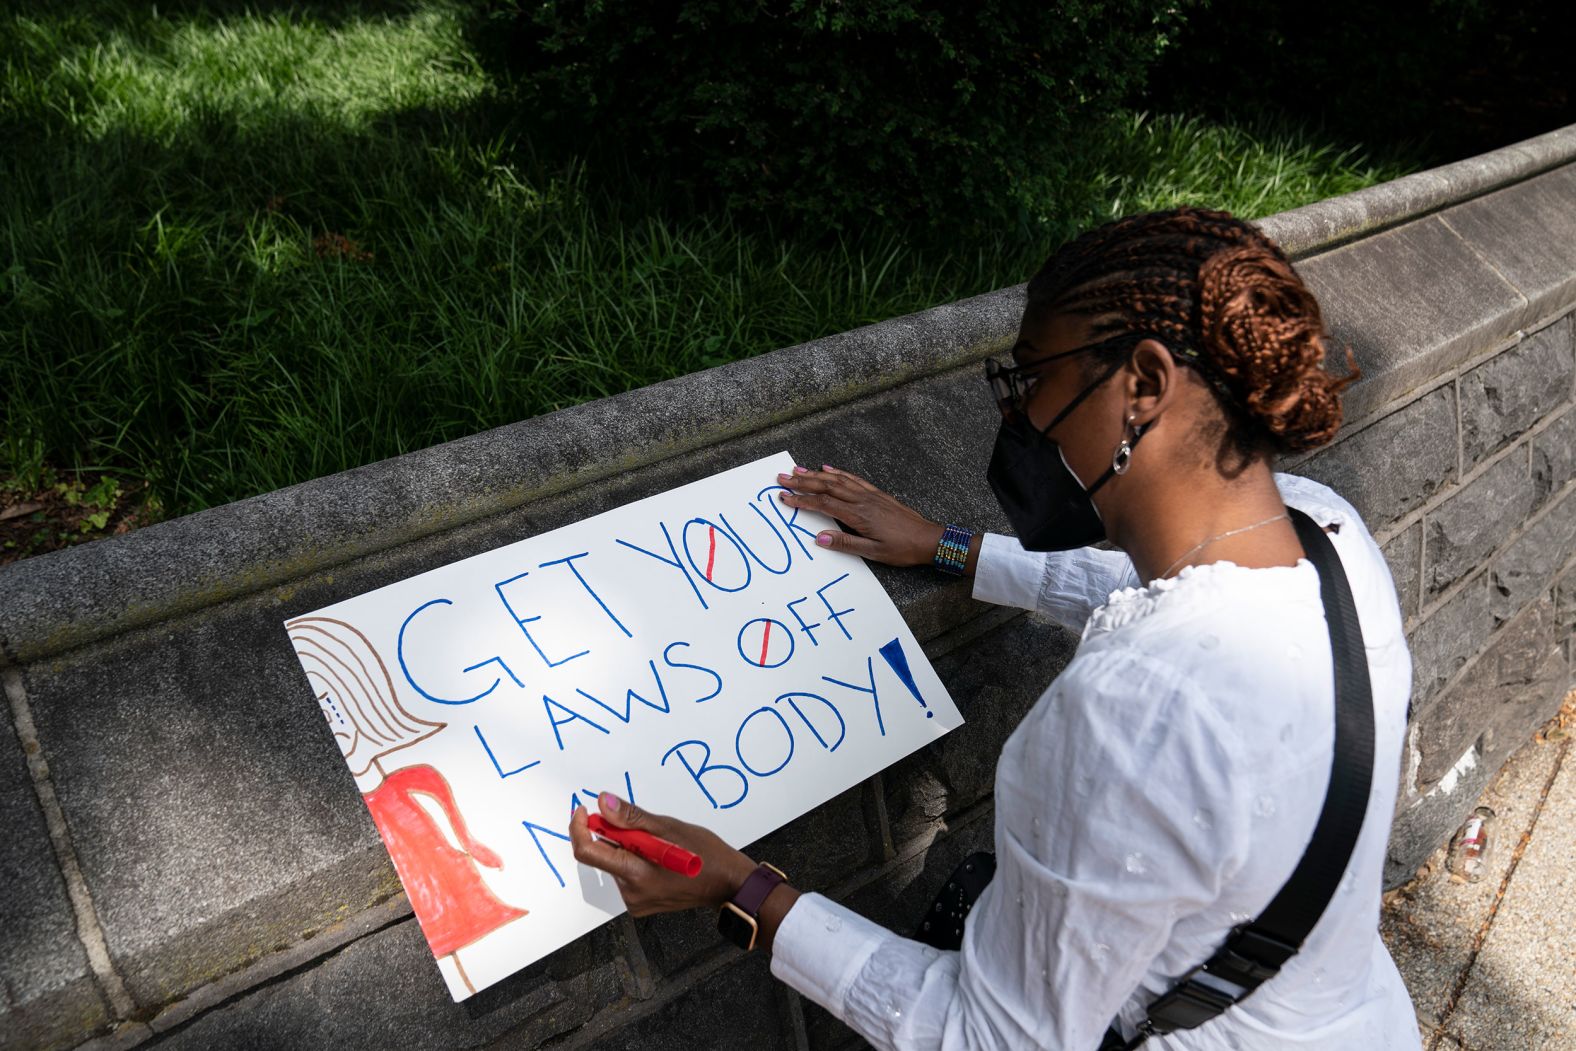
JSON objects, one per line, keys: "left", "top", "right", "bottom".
{"left": 1298, "top": 314, "right": 1576, "bottom": 885}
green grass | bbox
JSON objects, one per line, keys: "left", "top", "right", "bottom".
{"left": 1, "top": 2, "right": 1415, "bottom": 524}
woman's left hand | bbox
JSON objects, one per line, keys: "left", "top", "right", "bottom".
{"left": 569, "top": 793, "right": 756, "bottom": 916}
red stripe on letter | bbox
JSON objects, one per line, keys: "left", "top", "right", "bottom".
{"left": 758, "top": 621, "right": 772, "bottom": 666}
{"left": 705, "top": 525, "right": 717, "bottom": 581}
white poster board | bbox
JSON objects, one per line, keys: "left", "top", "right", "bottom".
{"left": 285, "top": 451, "right": 962, "bottom": 999}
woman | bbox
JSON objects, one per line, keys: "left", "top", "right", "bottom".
{"left": 569, "top": 208, "right": 1419, "bottom": 1049}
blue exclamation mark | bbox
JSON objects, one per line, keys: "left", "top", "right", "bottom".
{"left": 878, "top": 637, "right": 931, "bottom": 718}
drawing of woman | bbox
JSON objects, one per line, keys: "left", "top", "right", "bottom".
{"left": 287, "top": 616, "right": 527, "bottom": 991}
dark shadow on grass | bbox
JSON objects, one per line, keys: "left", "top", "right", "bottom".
{"left": 1146, "top": 0, "right": 1575, "bottom": 168}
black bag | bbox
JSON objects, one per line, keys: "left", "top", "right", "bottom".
{"left": 913, "top": 508, "right": 1376, "bottom": 1049}
{"left": 914, "top": 851, "right": 996, "bottom": 950}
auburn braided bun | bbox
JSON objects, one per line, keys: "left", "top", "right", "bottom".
{"left": 1197, "top": 244, "right": 1358, "bottom": 452}
{"left": 1026, "top": 206, "right": 1359, "bottom": 457}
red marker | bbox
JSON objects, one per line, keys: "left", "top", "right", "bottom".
{"left": 587, "top": 813, "right": 703, "bottom": 878}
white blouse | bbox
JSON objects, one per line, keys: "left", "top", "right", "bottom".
{"left": 771, "top": 473, "right": 1422, "bottom": 1050}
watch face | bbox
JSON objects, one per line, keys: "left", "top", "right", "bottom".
{"left": 717, "top": 902, "right": 759, "bottom": 951}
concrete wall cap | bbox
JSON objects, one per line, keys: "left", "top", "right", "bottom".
{"left": 1257, "top": 123, "right": 1576, "bottom": 256}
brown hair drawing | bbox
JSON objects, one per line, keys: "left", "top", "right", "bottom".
{"left": 285, "top": 614, "right": 527, "bottom": 990}
{"left": 287, "top": 615, "right": 445, "bottom": 777}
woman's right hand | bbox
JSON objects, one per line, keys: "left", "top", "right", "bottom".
{"left": 774, "top": 465, "right": 945, "bottom": 567}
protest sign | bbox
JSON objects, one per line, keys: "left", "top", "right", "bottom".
{"left": 285, "top": 451, "right": 963, "bottom": 999}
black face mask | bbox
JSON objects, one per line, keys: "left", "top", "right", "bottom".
{"left": 987, "top": 354, "right": 1146, "bottom": 551}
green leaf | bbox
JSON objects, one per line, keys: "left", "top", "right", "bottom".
{"left": 238, "top": 307, "right": 277, "bottom": 328}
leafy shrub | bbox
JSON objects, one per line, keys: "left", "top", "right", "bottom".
{"left": 1148, "top": 0, "right": 1575, "bottom": 164}
{"left": 484, "top": 1, "right": 1192, "bottom": 237}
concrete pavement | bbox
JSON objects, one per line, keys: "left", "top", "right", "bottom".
{"left": 1383, "top": 691, "right": 1576, "bottom": 1049}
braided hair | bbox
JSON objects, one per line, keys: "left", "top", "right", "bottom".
{"left": 1025, "top": 207, "right": 1359, "bottom": 457}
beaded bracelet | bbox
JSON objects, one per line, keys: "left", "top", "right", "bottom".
{"left": 933, "top": 523, "right": 974, "bottom": 576}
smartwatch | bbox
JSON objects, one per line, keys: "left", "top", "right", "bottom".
{"left": 717, "top": 862, "right": 788, "bottom": 951}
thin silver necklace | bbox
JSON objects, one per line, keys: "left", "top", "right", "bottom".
{"left": 1153, "top": 512, "right": 1290, "bottom": 584}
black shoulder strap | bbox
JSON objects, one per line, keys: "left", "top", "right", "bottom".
{"left": 1104, "top": 507, "right": 1377, "bottom": 1050}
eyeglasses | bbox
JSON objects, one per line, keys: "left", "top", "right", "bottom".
{"left": 984, "top": 331, "right": 1201, "bottom": 425}
{"left": 983, "top": 335, "right": 1129, "bottom": 424}
{"left": 985, "top": 352, "right": 1068, "bottom": 424}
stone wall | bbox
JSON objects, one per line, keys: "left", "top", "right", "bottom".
{"left": 2, "top": 125, "right": 1574, "bottom": 1051}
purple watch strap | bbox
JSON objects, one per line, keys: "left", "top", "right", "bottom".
{"left": 731, "top": 864, "right": 786, "bottom": 918}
